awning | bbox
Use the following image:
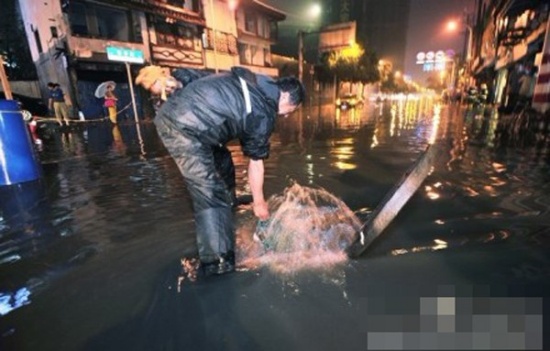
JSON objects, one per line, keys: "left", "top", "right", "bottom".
{"left": 97, "top": 0, "right": 206, "bottom": 26}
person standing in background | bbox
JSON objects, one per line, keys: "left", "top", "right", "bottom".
{"left": 517, "top": 66, "right": 538, "bottom": 108}
{"left": 47, "top": 82, "right": 70, "bottom": 126}
{"left": 104, "top": 84, "right": 118, "bottom": 124}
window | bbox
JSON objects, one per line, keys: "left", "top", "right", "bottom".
{"left": 257, "top": 17, "right": 265, "bottom": 38}
{"left": 69, "top": 2, "right": 88, "bottom": 36}
{"left": 244, "top": 11, "right": 256, "bottom": 33}
{"left": 50, "top": 26, "right": 58, "bottom": 38}
{"left": 238, "top": 42, "right": 250, "bottom": 64}
{"left": 154, "top": 17, "right": 196, "bottom": 49}
{"left": 96, "top": 8, "right": 130, "bottom": 41}
{"left": 159, "top": 0, "right": 199, "bottom": 12}
{"left": 68, "top": 1, "right": 136, "bottom": 42}
{"left": 33, "top": 28, "right": 42, "bottom": 54}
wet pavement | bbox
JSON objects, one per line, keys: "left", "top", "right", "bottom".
{"left": 0, "top": 98, "right": 549, "bottom": 350}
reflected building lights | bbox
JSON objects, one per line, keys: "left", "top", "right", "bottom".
{"left": 397, "top": 100, "right": 404, "bottom": 135}
{"left": 463, "top": 186, "right": 480, "bottom": 197}
{"left": 390, "top": 105, "right": 397, "bottom": 137}
{"left": 492, "top": 162, "right": 507, "bottom": 173}
{"left": 391, "top": 239, "right": 448, "bottom": 256}
{"left": 428, "top": 104, "right": 441, "bottom": 144}
{"left": 0, "top": 287, "right": 31, "bottom": 316}
{"left": 371, "top": 130, "right": 379, "bottom": 149}
{"left": 306, "top": 163, "right": 314, "bottom": 184}
{"left": 331, "top": 143, "right": 357, "bottom": 170}
{"left": 425, "top": 185, "right": 441, "bottom": 200}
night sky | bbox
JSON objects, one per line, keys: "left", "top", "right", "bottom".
{"left": 264, "top": 0, "right": 476, "bottom": 83}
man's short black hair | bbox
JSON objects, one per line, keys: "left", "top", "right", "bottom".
{"left": 47, "top": 82, "right": 55, "bottom": 88}
{"left": 276, "top": 77, "right": 305, "bottom": 106}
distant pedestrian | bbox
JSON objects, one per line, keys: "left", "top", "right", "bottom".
{"left": 47, "top": 82, "right": 69, "bottom": 126}
{"left": 517, "top": 66, "right": 537, "bottom": 107}
{"left": 104, "top": 83, "right": 118, "bottom": 124}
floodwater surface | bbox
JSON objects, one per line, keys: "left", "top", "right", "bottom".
{"left": 0, "top": 98, "right": 548, "bottom": 350}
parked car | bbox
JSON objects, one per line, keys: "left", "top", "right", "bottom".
{"left": 0, "top": 92, "right": 48, "bottom": 117}
{"left": 335, "top": 93, "right": 364, "bottom": 110}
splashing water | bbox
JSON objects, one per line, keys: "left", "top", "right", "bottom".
{"left": 237, "top": 183, "right": 361, "bottom": 275}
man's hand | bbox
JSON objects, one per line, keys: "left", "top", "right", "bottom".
{"left": 253, "top": 200, "right": 270, "bottom": 221}
{"left": 248, "top": 159, "right": 269, "bottom": 220}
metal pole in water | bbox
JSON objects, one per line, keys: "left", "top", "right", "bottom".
{"left": 347, "top": 145, "right": 439, "bottom": 258}
{"left": 125, "top": 62, "right": 140, "bottom": 124}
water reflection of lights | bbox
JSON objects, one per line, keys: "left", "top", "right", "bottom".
{"left": 397, "top": 100, "right": 404, "bottom": 134}
{"left": 424, "top": 185, "right": 441, "bottom": 200}
{"left": 0, "top": 287, "right": 31, "bottom": 316}
{"left": 428, "top": 104, "right": 441, "bottom": 144}
{"left": 334, "top": 106, "right": 360, "bottom": 129}
{"left": 391, "top": 231, "right": 512, "bottom": 257}
{"left": 391, "top": 239, "right": 448, "bottom": 256}
{"left": 331, "top": 143, "right": 357, "bottom": 170}
{"left": 306, "top": 163, "right": 314, "bottom": 184}
{"left": 463, "top": 186, "right": 480, "bottom": 197}
{"left": 371, "top": 130, "right": 379, "bottom": 149}
{"left": 302, "top": 154, "right": 315, "bottom": 183}
{"left": 424, "top": 182, "right": 443, "bottom": 200}
{"left": 492, "top": 163, "right": 507, "bottom": 173}
{"left": 489, "top": 177, "right": 507, "bottom": 186}
{"left": 390, "top": 105, "right": 397, "bottom": 137}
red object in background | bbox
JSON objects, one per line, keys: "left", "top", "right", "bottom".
{"left": 27, "top": 118, "right": 41, "bottom": 145}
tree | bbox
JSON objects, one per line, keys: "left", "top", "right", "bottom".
{"left": 316, "top": 42, "right": 380, "bottom": 85}
{"left": 0, "top": 0, "right": 37, "bottom": 80}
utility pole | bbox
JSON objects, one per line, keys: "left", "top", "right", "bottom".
{"left": 0, "top": 56, "right": 13, "bottom": 99}
{"left": 298, "top": 30, "right": 304, "bottom": 82}
{"left": 209, "top": 0, "right": 219, "bottom": 73}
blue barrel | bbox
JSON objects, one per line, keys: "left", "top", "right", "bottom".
{"left": 0, "top": 99, "right": 42, "bottom": 185}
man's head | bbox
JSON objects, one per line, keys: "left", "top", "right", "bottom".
{"left": 275, "top": 77, "right": 305, "bottom": 116}
{"left": 47, "top": 82, "right": 55, "bottom": 90}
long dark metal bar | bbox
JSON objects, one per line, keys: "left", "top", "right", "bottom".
{"left": 347, "top": 144, "right": 439, "bottom": 258}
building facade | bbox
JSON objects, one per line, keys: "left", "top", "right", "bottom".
{"left": 470, "top": 0, "right": 549, "bottom": 112}
{"left": 17, "top": 0, "right": 285, "bottom": 119}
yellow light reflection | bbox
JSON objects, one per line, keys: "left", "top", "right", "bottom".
{"left": 490, "top": 177, "right": 507, "bottom": 186}
{"left": 463, "top": 186, "right": 480, "bottom": 197}
{"left": 428, "top": 104, "right": 441, "bottom": 145}
{"left": 331, "top": 142, "right": 357, "bottom": 170}
{"left": 492, "top": 163, "right": 506, "bottom": 173}
{"left": 371, "top": 132, "right": 379, "bottom": 149}
{"left": 390, "top": 239, "right": 448, "bottom": 256}
{"left": 425, "top": 185, "right": 440, "bottom": 200}
{"left": 390, "top": 105, "right": 397, "bottom": 137}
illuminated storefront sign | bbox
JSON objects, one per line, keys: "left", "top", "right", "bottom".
{"left": 416, "top": 50, "right": 455, "bottom": 72}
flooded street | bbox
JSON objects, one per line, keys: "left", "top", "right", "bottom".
{"left": 1, "top": 98, "right": 549, "bottom": 350}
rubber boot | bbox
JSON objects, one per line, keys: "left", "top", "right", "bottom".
{"left": 194, "top": 207, "right": 235, "bottom": 276}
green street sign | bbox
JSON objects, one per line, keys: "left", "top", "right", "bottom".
{"left": 106, "top": 46, "right": 144, "bottom": 64}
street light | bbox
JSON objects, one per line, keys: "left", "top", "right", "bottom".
{"left": 445, "top": 18, "right": 473, "bottom": 67}
{"left": 298, "top": 3, "right": 322, "bottom": 82}
{"left": 446, "top": 17, "right": 473, "bottom": 87}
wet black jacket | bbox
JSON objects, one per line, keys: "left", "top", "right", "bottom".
{"left": 157, "top": 67, "right": 279, "bottom": 160}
